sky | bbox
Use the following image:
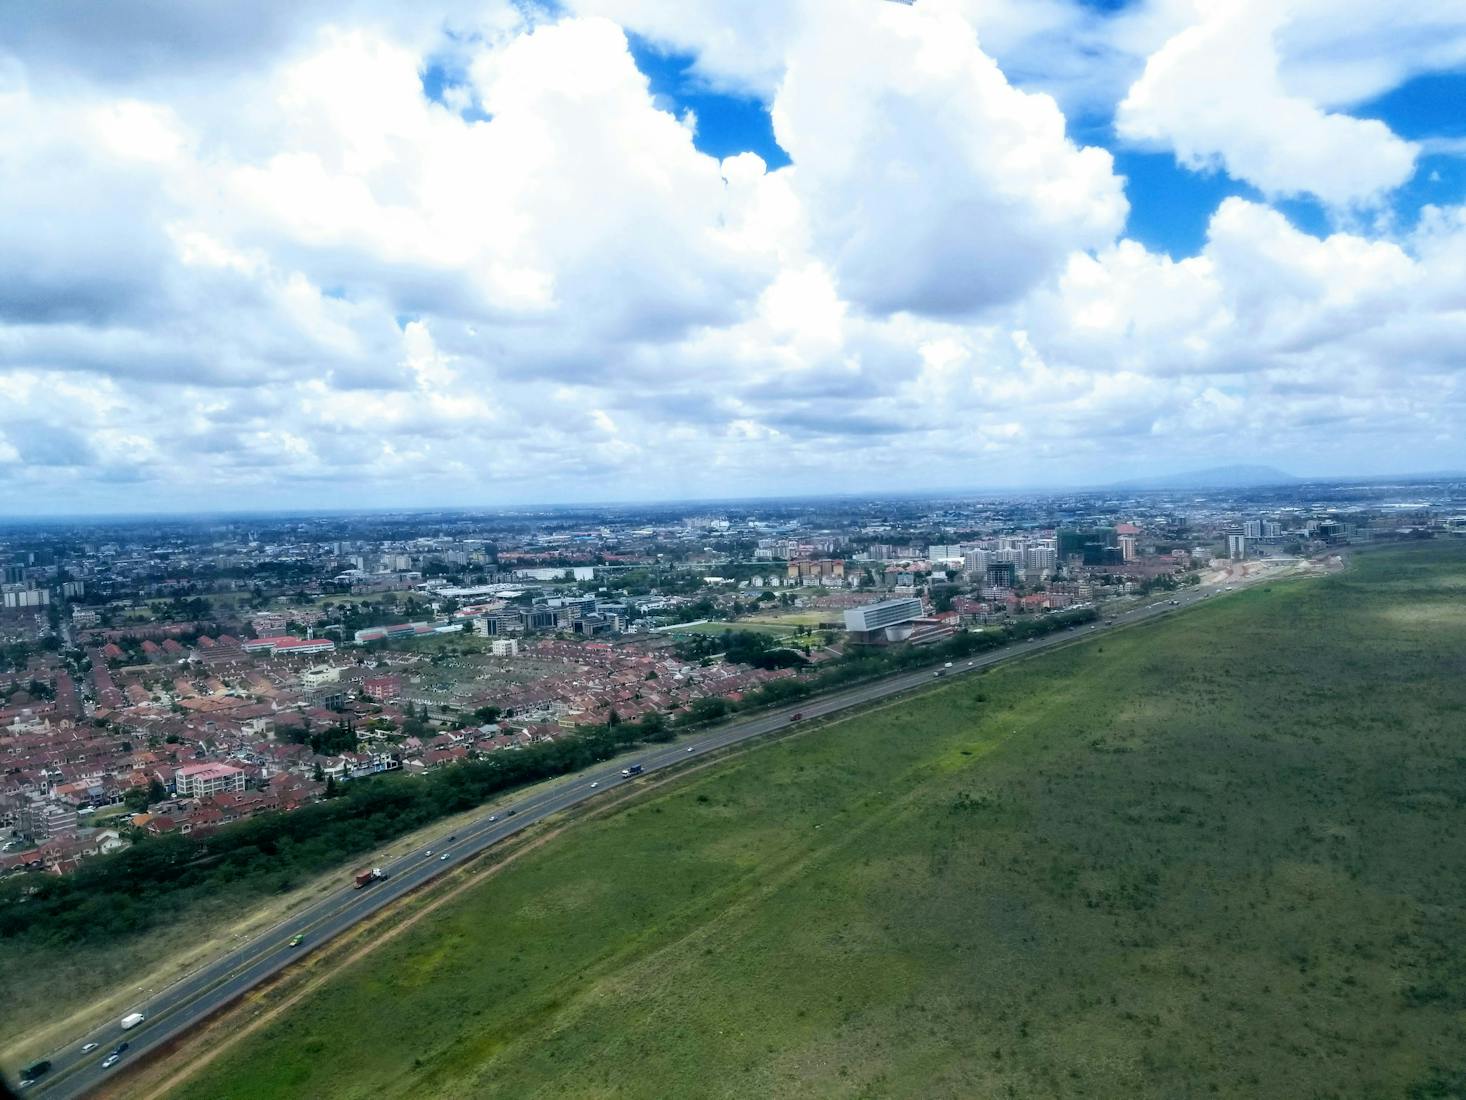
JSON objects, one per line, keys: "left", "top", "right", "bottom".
{"left": 1, "top": 0, "right": 1465, "bottom": 515}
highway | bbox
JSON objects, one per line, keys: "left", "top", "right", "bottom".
{"left": 18, "top": 575, "right": 1258, "bottom": 1098}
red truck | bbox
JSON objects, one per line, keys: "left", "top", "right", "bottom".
{"left": 354, "top": 867, "right": 386, "bottom": 888}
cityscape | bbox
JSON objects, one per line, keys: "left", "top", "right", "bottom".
{"left": 4, "top": 476, "right": 1458, "bottom": 878}
{"left": 4, "top": 0, "right": 1466, "bottom": 1096}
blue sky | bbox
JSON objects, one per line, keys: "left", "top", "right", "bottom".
{"left": 2, "top": 0, "right": 1466, "bottom": 513}
{"left": 623, "top": 27, "right": 1466, "bottom": 258}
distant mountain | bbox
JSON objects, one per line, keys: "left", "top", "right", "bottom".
{"left": 1105, "top": 465, "right": 1301, "bottom": 491}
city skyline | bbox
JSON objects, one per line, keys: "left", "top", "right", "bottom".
{"left": 3, "top": 1, "right": 1465, "bottom": 514}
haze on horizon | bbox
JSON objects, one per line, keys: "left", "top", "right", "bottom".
{"left": 2, "top": 0, "right": 1465, "bottom": 515}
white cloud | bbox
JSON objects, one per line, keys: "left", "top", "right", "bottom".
{"left": 771, "top": 0, "right": 1126, "bottom": 317}
{"left": 1114, "top": 0, "right": 1463, "bottom": 206}
{"left": 1, "top": 1, "right": 1465, "bottom": 511}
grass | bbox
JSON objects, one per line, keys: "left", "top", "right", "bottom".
{"left": 160, "top": 544, "right": 1466, "bottom": 1098}
{"left": 742, "top": 609, "right": 834, "bottom": 628}
{"left": 669, "top": 621, "right": 799, "bottom": 638}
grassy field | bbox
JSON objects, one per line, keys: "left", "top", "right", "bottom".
{"left": 167, "top": 544, "right": 1466, "bottom": 1099}
{"left": 743, "top": 609, "right": 836, "bottom": 628}
{"left": 668, "top": 620, "right": 799, "bottom": 637}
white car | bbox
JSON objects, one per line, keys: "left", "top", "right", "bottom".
{"left": 101, "top": 1055, "right": 120, "bottom": 1069}
{"left": 488, "top": 815, "right": 497, "bottom": 822}
{"left": 686, "top": 746, "right": 695, "bottom": 753}
{"left": 81, "top": 1042, "right": 99, "bottom": 1053}
{"left": 439, "top": 853, "right": 449, "bottom": 861}
{"left": 590, "top": 781, "right": 598, "bottom": 788}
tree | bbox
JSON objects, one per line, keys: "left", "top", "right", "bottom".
{"left": 312, "top": 762, "right": 325, "bottom": 783}
{"left": 147, "top": 777, "right": 168, "bottom": 804}
{"left": 324, "top": 776, "right": 340, "bottom": 799}
{"left": 122, "top": 787, "right": 150, "bottom": 812}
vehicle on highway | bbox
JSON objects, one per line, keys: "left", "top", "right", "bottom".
{"left": 354, "top": 867, "right": 386, "bottom": 888}
{"left": 19, "top": 1060, "right": 50, "bottom": 1082}
{"left": 120, "top": 1012, "right": 145, "bottom": 1029}
{"left": 101, "top": 1055, "right": 120, "bottom": 1069}
{"left": 790, "top": 712, "right": 802, "bottom": 722}
{"left": 944, "top": 661, "right": 953, "bottom": 668}
{"left": 425, "top": 849, "right": 432, "bottom": 856}
{"left": 448, "top": 834, "right": 456, "bottom": 841}
{"left": 686, "top": 746, "right": 695, "bottom": 752}
{"left": 621, "top": 763, "right": 643, "bottom": 777}
{"left": 488, "top": 815, "right": 497, "bottom": 822}
{"left": 288, "top": 933, "right": 306, "bottom": 947}
{"left": 933, "top": 669, "right": 944, "bottom": 677}
{"left": 507, "top": 808, "right": 517, "bottom": 815}
{"left": 439, "top": 853, "right": 449, "bottom": 861}
{"left": 81, "top": 1042, "right": 98, "bottom": 1053}
{"left": 111, "top": 1043, "right": 129, "bottom": 1056}
{"left": 590, "top": 781, "right": 598, "bottom": 788}
{"left": 966, "top": 661, "right": 973, "bottom": 666}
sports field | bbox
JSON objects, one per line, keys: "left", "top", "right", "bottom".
{"left": 168, "top": 543, "right": 1466, "bottom": 1099}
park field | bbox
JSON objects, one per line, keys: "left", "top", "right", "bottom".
{"left": 167, "top": 543, "right": 1466, "bottom": 1099}
{"left": 667, "top": 620, "right": 800, "bottom": 637}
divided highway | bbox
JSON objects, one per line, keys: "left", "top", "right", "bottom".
{"left": 20, "top": 578, "right": 1252, "bottom": 1098}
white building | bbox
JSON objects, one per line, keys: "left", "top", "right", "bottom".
{"left": 301, "top": 665, "right": 342, "bottom": 688}
{"left": 175, "top": 763, "right": 247, "bottom": 798}
{"left": 491, "top": 639, "right": 519, "bottom": 657}
{"left": 844, "top": 597, "right": 924, "bottom": 636}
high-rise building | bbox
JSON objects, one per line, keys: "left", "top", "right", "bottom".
{"left": 1117, "top": 534, "right": 1137, "bottom": 562}
{"left": 963, "top": 549, "right": 991, "bottom": 575}
{"left": 1228, "top": 534, "right": 1247, "bottom": 560}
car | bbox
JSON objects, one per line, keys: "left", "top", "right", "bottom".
{"left": 506, "top": 808, "right": 517, "bottom": 815}
{"left": 439, "top": 853, "right": 449, "bottom": 861}
{"left": 81, "top": 1042, "right": 99, "bottom": 1053}
{"left": 425, "top": 849, "right": 433, "bottom": 856}
{"left": 686, "top": 746, "right": 695, "bottom": 753}
{"left": 101, "top": 1055, "right": 120, "bottom": 1069}
{"left": 111, "top": 1043, "right": 129, "bottom": 1056}
{"left": 789, "top": 712, "right": 803, "bottom": 722}
{"left": 590, "top": 781, "right": 598, "bottom": 788}
{"left": 966, "top": 661, "right": 973, "bottom": 666}
{"left": 489, "top": 815, "right": 497, "bottom": 822}
{"left": 944, "top": 661, "right": 953, "bottom": 668}
{"left": 19, "top": 1060, "right": 50, "bottom": 1082}
{"left": 448, "top": 834, "right": 457, "bottom": 841}
{"left": 287, "top": 934, "right": 305, "bottom": 947}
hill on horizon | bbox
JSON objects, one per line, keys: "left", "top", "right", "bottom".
{"left": 1104, "top": 464, "right": 1300, "bottom": 491}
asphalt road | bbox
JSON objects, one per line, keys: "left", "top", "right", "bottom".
{"left": 18, "top": 576, "right": 1258, "bottom": 1098}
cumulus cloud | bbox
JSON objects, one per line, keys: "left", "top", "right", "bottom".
{"left": 1114, "top": 0, "right": 1466, "bottom": 206}
{"left": 772, "top": 0, "right": 1127, "bottom": 317}
{"left": 0, "top": 0, "right": 1464, "bottom": 511}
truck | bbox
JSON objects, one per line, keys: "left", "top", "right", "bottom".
{"left": 354, "top": 867, "right": 386, "bottom": 888}
{"left": 620, "top": 763, "right": 644, "bottom": 777}
{"left": 120, "top": 1012, "right": 145, "bottom": 1030}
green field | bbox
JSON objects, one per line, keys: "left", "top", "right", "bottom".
{"left": 743, "top": 609, "right": 834, "bottom": 628}
{"left": 668, "top": 620, "right": 799, "bottom": 637}
{"left": 170, "top": 544, "right": 1466, "bottom": 1099}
